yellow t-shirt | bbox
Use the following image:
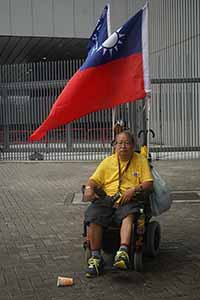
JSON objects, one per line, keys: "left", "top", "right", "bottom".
{"left": 90, "top": 152, "right": 153, "bottom": 196}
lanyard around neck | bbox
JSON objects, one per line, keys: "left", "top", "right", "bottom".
{"left": 117, "top": 154, "right": 132, "bottom": 192}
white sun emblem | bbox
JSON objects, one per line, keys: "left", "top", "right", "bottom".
{"left": 98, "top": 29, "right": 125, "bottom": 56}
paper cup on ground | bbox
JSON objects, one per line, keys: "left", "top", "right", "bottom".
{"left": 57, "top": 276, "right": 73, "bottom": 287}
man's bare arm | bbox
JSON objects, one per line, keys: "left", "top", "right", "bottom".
{"left": 83, "top": 179, "right": 100, "bottom": 202}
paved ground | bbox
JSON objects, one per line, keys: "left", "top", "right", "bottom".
{"left": 0, "top": 160, "right": 200, "bottom": 300}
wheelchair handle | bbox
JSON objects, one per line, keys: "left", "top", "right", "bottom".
{"left": 93, "top": 186, "right": 107, "bottom": 198}
{"left": 138, "top": 129, "right": 155, "bottom": 139}
{"left": 82, "top": 185, "right": 107, "bottom": 198}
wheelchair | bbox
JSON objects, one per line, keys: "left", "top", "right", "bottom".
{"left": 82, "top": 187, "right": 161, "bottom": 272}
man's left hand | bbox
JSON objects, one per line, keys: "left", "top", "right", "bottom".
{"left": 120, "top": 188, "right": 135, "bottom": 205}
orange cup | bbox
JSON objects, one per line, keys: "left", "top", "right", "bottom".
{"left": 57, "top": 276, "right": 74, "bottom": 287}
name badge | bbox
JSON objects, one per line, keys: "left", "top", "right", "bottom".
{"left": 133, "top": 171, "right": 139, "bottom": 177}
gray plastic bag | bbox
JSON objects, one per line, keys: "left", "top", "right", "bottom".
{"left": 149, "top": 168, "right": 172, "bottom": 216}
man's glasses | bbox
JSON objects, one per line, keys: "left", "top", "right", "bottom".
{"left": 115, "top": 141, "right": 131, "bottom": 146}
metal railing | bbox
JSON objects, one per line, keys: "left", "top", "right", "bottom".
{"left": 0, "top": 60, "right": 199, "bottom": 161}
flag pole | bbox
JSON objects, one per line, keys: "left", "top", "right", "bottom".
{"left": 142, "top": 2, "right": 151, "bottom": 158}
{"left": 106, "top": 4, "right": 116, "bottom": 139}
{"left": 145, "top": 93, "right": 151, "bottom": 156}
{"left": 107, "top": 3, "right": 111, "bottom": 37}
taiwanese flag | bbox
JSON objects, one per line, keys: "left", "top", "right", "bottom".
{"left": 30, "top": 4, "right": 150, "bottom": 141}
{"left": 87, "top": 4, "right": 110, "bottom": 55}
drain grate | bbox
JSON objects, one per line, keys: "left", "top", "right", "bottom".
{"left": 72, "top": 192, "right": 86, "bottom": 204}
{"left": 64, "top": 192, "right": 88, "bottom": 205}
{"left": 171, "top": 192, "right": 200, "bottom": 201}
{"left": 64, "top": 192, "right": 75, "bottom": 205}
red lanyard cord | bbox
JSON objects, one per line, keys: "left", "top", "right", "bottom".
{"left": 117, "top": 154, "right": 132, "bottom": 193}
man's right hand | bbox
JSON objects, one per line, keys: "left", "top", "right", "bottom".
{"left": 83, "top": 186, "right": 99, "bottom": 202}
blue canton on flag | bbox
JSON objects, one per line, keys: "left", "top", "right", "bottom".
{"left": 81, "top": 8, "right": 143, "bottom": 70}
{"left": 87, "top": 5, "right": 109, "bottom": 56}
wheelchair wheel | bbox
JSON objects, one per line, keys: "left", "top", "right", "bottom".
{"left": 134, "top": 251, "right": 143, "bottom": 272}
{"left": 145, "top": 221, "right": 161, "bottom": 257}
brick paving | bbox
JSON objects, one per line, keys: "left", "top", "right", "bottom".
{"left": 0, "top": 160, "right": 200, "bottom": 300}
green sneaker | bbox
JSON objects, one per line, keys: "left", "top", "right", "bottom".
{"left": 113, "top": 250, "right": 130, "bottom": 270}
{"left": 86, "top": 256, "right": 104, "bottom": 278}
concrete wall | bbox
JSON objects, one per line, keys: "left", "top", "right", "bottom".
{"left": 0, "top": 0, "right": 143, "bottom": 38}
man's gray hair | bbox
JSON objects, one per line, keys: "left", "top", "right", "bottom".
{"left": 116, "top": 130, "right": 135, "bottom": 145}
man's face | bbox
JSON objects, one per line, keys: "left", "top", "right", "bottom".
{"left": 115, "top": 133, "right": 134, "bottom": 160}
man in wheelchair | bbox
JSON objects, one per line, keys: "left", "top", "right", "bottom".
{"left": 83, "top": 131, "right": 153, "bottom": 278}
